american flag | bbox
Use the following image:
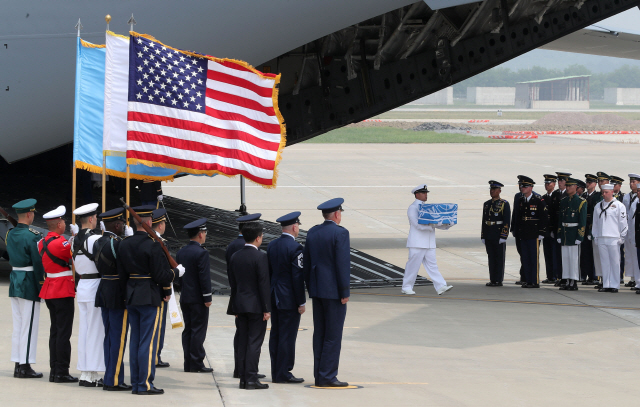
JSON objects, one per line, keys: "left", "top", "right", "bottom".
{"left": 126, "top": 34, "right": 285, "bottom": 187}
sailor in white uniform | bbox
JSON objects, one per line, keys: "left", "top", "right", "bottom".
{"left": 622, "top": 173, "right": 640, "bottom": 288}
{"left": 70, "top": 203, "right": 106, "bottom": 387}
{"left": 402, "top": 185, "right": 454, "bottom": 295}
{"left": 592, "top": 184, "right": 628, "bottom": 293}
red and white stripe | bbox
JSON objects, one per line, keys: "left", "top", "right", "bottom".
{"left": 127, "top": 59, "right": 283, "bottom": 186}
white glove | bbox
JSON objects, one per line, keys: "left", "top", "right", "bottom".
{"left": 587, "top": 235, "right": 592, "bottom": 241}
{"left": 157, "top": 194, "right": 164, "bottom": 202}
{"left": 177, "top": 264, "right": 186, "bottom": 277}
{"left": 499, "top": 238, "right": 507, "bottom": 244}
{"left": 557, "top": 238, "right": 561, "bottom": 244}
{"left": 70, "top": 223, "right": 79, "bottom": 236}
{"left": 575, "top": 240, "right": 581, "bottom": 245}
{"left": 124, "top": 225, "right": 134, "bottom": 236}
{"left": 537, "top": 235, "right": 544, "bottom": 241}
{"left": 437, "top": 221, "right": 443, "bottom": 226}
{"left": 481, "top": 239, "right": 485, "bottom": 244}
{"left": 99, "top": 221, "right": 106, "bottom": 233}
{"left": 550, "top": 232, "right": 554, "bottom": 238}
{"left": 618, "top": 238, "right": 625, "bottom": 245}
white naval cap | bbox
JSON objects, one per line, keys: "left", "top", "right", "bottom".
{"left": 601, "top": 184, "right": 614, "bottom": 190}
{"left": 629, "top": 173, "right": 640, "bottom": 181}
{"left": 73, "top": 203, "right": 99, "bottom": 216}
{"left": 411, "top": 184, "right": 430, "bottom": 194}
{"left": 43, "top": 205, "right": 66, "bottom": 220}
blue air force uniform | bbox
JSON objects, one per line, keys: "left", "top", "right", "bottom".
{"left": 116, "top": 206, "right": 178, "bottom": 395}
{"left": 176, "top": 218, "right": 212, "bottom": 372}
{"left": 267, "top": 212, "right": 306, "bottom": 383}
{"left": 481, "top": 181, "right": 510, "bottom": 285}
{"left": 151, "top": 208, "right": 170, "bottom": 368}
{"left": 303, "top": 199, "right": 351, "bottom": 387}
{"left": 94, "top": 208, "right": 131, "bottom": 390}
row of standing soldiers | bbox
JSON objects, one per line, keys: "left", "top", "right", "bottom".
{"left": 482, "top": 172, "right": 635, "bottom": 292}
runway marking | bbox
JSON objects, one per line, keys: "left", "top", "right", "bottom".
{"left": 351, "top": 292, "right": 640, "bottom": 311}
{"left": 350, "top": 382, "right": 429, "bottom": 385}
{"left": 307, "top": 385, "right": 363, "bottom": 390}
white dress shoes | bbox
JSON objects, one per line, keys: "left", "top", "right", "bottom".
{"left": 401, "top": 289, "right": 416, "bottom": 295}
{"left": 437, "top": 285, "right": 453, "bottom": 295}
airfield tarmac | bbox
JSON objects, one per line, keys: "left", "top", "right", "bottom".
{"left": 2, "top": 138, "right": 640, "bottom": 406}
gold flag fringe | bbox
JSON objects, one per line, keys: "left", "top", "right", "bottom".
{"left": 74, "top": 160, "right": 177, "bottom": 182}
{"left": 80, "top": 39, "right": 105, "bottom": 49}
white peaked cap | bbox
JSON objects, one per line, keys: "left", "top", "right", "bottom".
{"left": 43, "top": 205, "right": 66, "bottom": 220}
{"left": 411, "top": 184, "right": 430, "bottom": 194}
{"left": 73, "top": 203, "right": 99, "bottom": 216}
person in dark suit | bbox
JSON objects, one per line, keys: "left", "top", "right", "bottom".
{"left": 225, "top": 213, "right": 265, "bottom": 380}
{"left": 176, "top": 218, "right": 213, "bottom": 373}
{"left": 267, "top": 212, "right": 306, "bottom": 384}
{"left": 303, "top": 198, "right": 350, "bottom": 388}
{"left": 116, "top": 206, "right": 184, "bottom": 395}
{"left": 94, "top": 208, "right": 133, "bottom": 391}
{"left": 227, "top": 221, "right": 271, "bottom": 390}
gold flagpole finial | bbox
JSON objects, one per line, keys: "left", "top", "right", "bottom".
{"left": 105, "top": 14, "right": 111, "bottom": 31}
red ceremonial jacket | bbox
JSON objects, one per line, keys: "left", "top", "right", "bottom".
{"left": 38, "top": 232, "right": 75, "bottom": 299}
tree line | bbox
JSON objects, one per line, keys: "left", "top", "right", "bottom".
{"left": 453, "top": 64, "right": 640, "bottom": 99}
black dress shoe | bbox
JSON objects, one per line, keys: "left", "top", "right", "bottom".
{"left": 530, "top": 283, "right": 540, "bottom": 288}
{"left": 275, "top": 376, "right": 304, "bottom": 384}
{"left": 594, "top": 284, "right": 603, "bottom": 289}
{"left": 258, "top": 373, "right": 266, "bottom": 379}
{"left": 625, "top": 281, "right": 636, "bottom": 287}
{"left": 559, "top": 285, "right": 569, "bottom": 290}
{"left": 79, "top": 380, "right": 96, "bottom": 387}
{"left": 541, "top": 279, "right": 554, "bottom": 284}
{"left": 18, "top": 364, "right": 43, "bottom": 379}
{"left": 521, "top": 283, "right": 530, "bottom": 288}
{"left": 14, "top": 363, "right": 19, "bottom": 378}
{"left": 246, "top": 381, "right": 269, "bottom": 390}
{"left": 49, "top": 370, "right": 54, "bottom": 383}
{"left": 598, "top": 288, "right": 610, "bottom": 292}
{"left": 569, "top": 285, "right": 578, "bottom": 291}
{"left": 515, "top": 280, "right": 522, "bottom": 285}
{"left": 239, "top": 381, "right": 246, "bottom": 389}
{"left": 485, "top": 282, "right": 495, "bottom": 287}
{"left": 191, "top": 367, "right": 213, "bottom": 373}
{"left": 610, "top": 288, "right": 619, "bottom": 293}
{"left": 138, "top": 387, "right": 164, "bottom": 395}
{"left": 96, "top": 378, "right": 104, "bottom": 387}
{"left": 54, "top": 374, "right": 79, "bottom": 383}
{"left": 103, "top": 383, "right": 132, "bottom": 391}
{"left": 321, "top": 380, "right": 349, "bottom": 387}
{"left": 156, "top": 358, "right": 170, "bottom": 368}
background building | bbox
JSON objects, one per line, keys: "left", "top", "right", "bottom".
{"left": 604, "top": 88, "right": 640, "bottom": 105}
{"left": 515, "top": 75, "right": 590, "bottom": 109}
{"left": 466, "top": 87, "right": 516, "bottom": 105}
{"left": 408, "top": 87, "right": 453, "bottom": 105}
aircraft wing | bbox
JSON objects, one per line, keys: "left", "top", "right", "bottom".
{"left": 541, "top": 25, "right": 640, "bottom": 60}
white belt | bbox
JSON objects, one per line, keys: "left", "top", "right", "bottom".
{"left": 12, "top": 266, "right": 33, "bottom": 271}
{"left": 562, "top": 223, "right": 579, "bottom": 227}
{"left": 46, "top": 270, "right": 73, "bottom": 278}
{"left": 485, "top": 221, "right": 503, "bottom": 225}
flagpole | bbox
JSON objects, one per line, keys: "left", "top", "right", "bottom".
{"left": 126, "top": 164, "right": 130, "bottom": 224}
{"left": 102, "top": 151, "right": 107, "bottom": 213}
{"left": 239, "top": 175, "right": 247, "bottom": 214}
{"left": 72, "top": 163, "right": 77, "bottom": 225}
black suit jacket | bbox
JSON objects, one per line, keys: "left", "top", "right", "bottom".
{"left": 116, "top": 231, "right": 176, "bottom": 307}
{"left": 225, "top": 236, "right": 245, "bottom": 274}
{"left": 227, "top": 245, "right": 271, "bottom": 315}
{"left": 176, "top": 240, "right": 212, "bottom": 304}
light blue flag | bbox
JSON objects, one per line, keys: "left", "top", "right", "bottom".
{"left": 418, "top": 203, "right": 458, "bottom": 225}
{"left": 73, "top": 37, "right": 176, "bottom": 180}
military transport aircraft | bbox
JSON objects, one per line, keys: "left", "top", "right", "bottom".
{"left": 2, "top": 0, "right": 640, "bottom": 166}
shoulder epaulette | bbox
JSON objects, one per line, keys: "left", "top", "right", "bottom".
{"left": 29, "top": 228, "right": 41, "bottom": 236}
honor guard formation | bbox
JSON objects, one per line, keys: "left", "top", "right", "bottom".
{"left": 479, "top": 171, "right": 637, "bottom": 293}
{"left": 2, "top": 196, "right": 354, "bottom": 392}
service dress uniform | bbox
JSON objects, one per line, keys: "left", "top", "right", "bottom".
{"left": 540, "top": 174, "right": 560, "bottom": 283}
{"left": 267, "top": 212, "right": 306, "bottom": 383}
{"left": 6, "top": 199, "right": 45, "bottom": 378}
{"left": 622, "top": 174, "right": 640, "bottom": 286}
{"left": 140, "top": 180, "right": 163, "bottom": 207}
{"left": 151, "top": 209, "right": 171, "bottom": 369}
{"left": 71, "top": 203, "right": 105, "bottom": 386}
{"left": 116, "top": 206, "right": 180, "bottom": 395}
{"left": 592, "top": 186, "right": 628, "bottom": 292}
{"left": 612, "top": 175, "right": 626, "bottom": 281}
{"left": 38, "top": 206, "right": 77, "bottom": 383}
{"left": 94, "top": 208, "right": 132, "bottom": 391}
{"left": 592, "top": 172, "right": 609, "bottom": 285}
{"left": 481, "top": 181, "right": 510, "bottom": 286}
{"left": 226, "top": 213, "right": 262, "bottom": 379}
{"left": 551, "top": 172, "right": 571, "bottom": 284}
{"left": 556, "top": 179, "right": 587, "bottom": 290}
{"left": 634, "top": 198, "right": 640, "bottom": 294}
{"left": 303, "top": 198, "right": 351, "bottom": 387}
{"left": 580, "top": 175, "right": 599, "bottom": 284}
{"left": 511, "top": 177, "right": 549, "bottom": 288}
{"left": 176, "top": 218, "right": 212, "bottom": 373}
{"left": 402, "top": 185, "right": 453, "bottom": 295}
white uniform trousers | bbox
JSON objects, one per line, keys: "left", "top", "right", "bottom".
{"left": 77, "top": 300, "right": 106, "bottom": 372}
{"left": 561, "top": 246, "right": 580, "bottom": 280}
{"left": 597, "top": 239, "right": 621, "bottom": 289}
{"left": 593, "top": 241, "right": 602, "bottom": 277}
{"left": 403, "top": 248, "right": 447, "bottom": 292}
{"left": 11, "top": 298, "right": 40, "bottom": 364}
{"left": 624, "top": 239, "right": 640, "bottom": 281}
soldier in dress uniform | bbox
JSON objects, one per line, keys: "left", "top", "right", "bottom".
{"left": 226, "top": 213, "right": 265, "bottom": 380}
{"left": 94, "top": 208, "right": 133, "bottom": 391}
{"left": 634, "top": 188, "right": 640, "bottom": 294}
{"left": 611, "top": 175, "right": 626, "bottom": 284}
{"left": 303, "top": 198, "right": 350, "bottom": 387}
{"left": 481, "top": 181, "right": 510, "bottom": 287}
{"left": 512, "top": 176, "right": 540, "bottom": 284}
{"left": 6, "top": 198, "right": 45, "bottom": 379}
{"left": 38, "top": 206, "right": 78, "bottom": 383}
{"left": 540, "top": 174, "right": 559, "bottom": 284}
{"left": 593, "top": 172, "right": 609, "bottom": 289}
{"left": 581, "top": 174, "right": 600, "bottom": 285}
{"left": 176, "top": 218, "right": 213, "bottom": 373}
{"left": 592, "top": 184, "right": 627, "bottom": 293}
{"left": 552, "top": 172, "right": 571, "bottom": 286}
{"left": 116, "top": 205, "right": 184, "bottom": 395}
{"left": 556, "top": 178, "right": 587, "bottom": 291}
{"left": 71, "top": 203, "right": 105, "bottom": 387}
{"left": 151, "top": 209, "right": 170, "bottom": 369}
{"left": 623, "top": 174, "right": 640, "bottom": 289}
{"left": 139, "top": 180, "right": 163, "bottom": 208}
{"left": 267, "top": 212, "right": 306, "bottom": 383}
{"left": 511, "top": 176, "right": 548, "bottom": 288}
